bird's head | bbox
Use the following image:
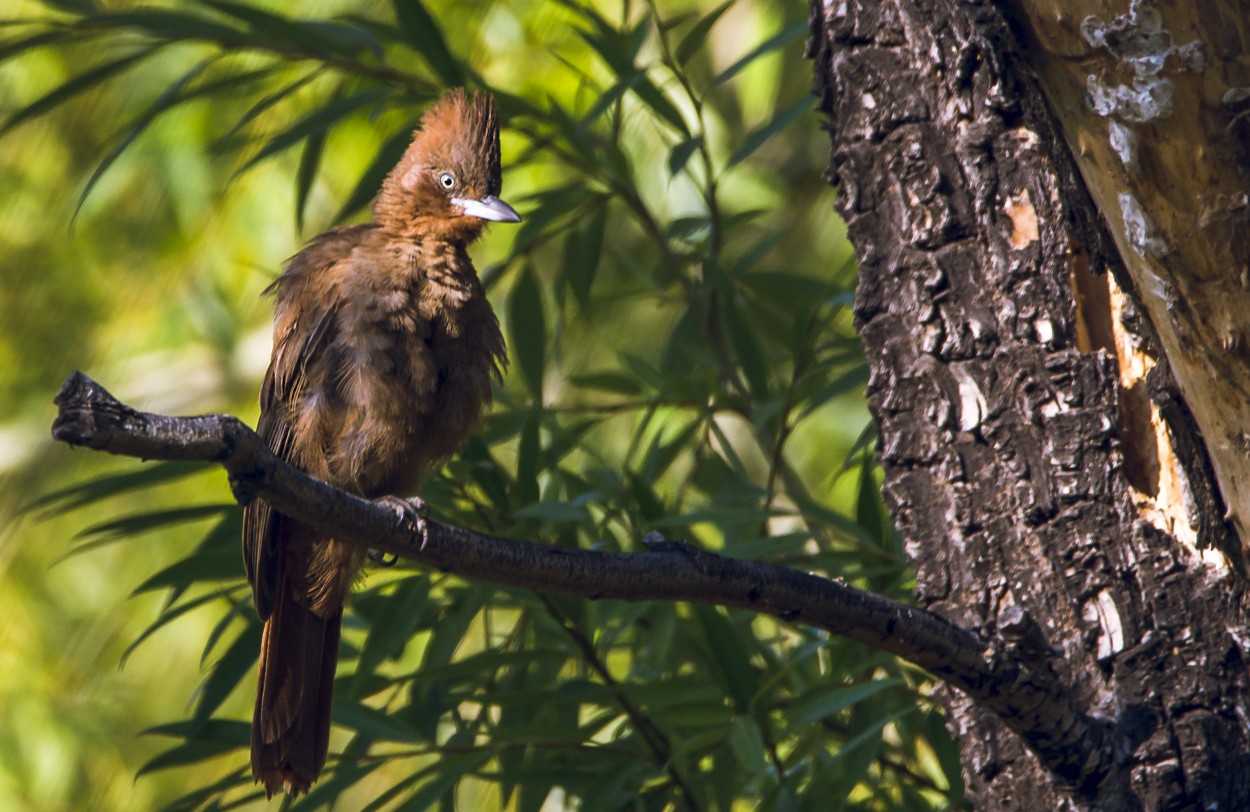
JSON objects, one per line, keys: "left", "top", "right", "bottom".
{"left": 374, "top": 89, "right": 521, "bottom": 243}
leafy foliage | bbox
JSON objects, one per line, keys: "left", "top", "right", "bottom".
{"left": 4, "top": 0, "right": 964, "bottom": 809}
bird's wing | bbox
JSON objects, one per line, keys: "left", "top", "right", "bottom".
{"left": 243, "top": 232, "right": 361, "bottom": 620}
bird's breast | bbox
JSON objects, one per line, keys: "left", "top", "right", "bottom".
{"left": 319, "top": 261, "right": 500, "bottom": 497}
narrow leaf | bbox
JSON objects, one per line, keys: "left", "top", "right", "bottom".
{"left": 1, "top": 48, "right": 155, "bottom": 135}
{"left": 787, "top": 678, "right": 901, "bottom": 728}
{"left": 713, "top": 22, "right": 807, "bottom": 86}
{"left": 221, "top": 69, "right": 321, "bottom": 141}
{"left": 295, "top": 126, "right": 326, "bottom": 232}
{"left": 25, "top": 460, "right": 212, "bottom": 514}
{"left": 562, "top": 202, "right": 606, "bottom": 310}
{"left": 389, "top": 0, "right": 463, "bottom": 85}
{"left": 130, "top": 549, "right": 240, "bottom": 595}
{"left": 668, "top": 137, "right": 699, "bottom": 177}
{"left": 332, "top": 125, "right": 412, "bottom": 222}
{"left": 72, "top": 504, "right": 232, "bottom": 542}
{"left": 76, "top": 63, "right": 276, "bottom": 217}
{"left": 507, "top": 265, "right": 546, "bottom": 401}
{"left": 675, "top": 0, "right": 736, "bottom": 64}
{"left": 193, "top": 622, "right": 262, "bottom": 721}
{"left": 232, "top": 88, "right": 392, "bottom": 179}
{"left": 728, "top": 97, "right": 814, "bottom": 167}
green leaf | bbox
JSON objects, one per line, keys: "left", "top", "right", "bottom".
{"left": 795, "top": 363, "right": 868, "bottom": 420}
{"left": 675, "top": 0, "right": 736, "bottom": 64}
{"left": 390, "top": 752, "right": 492, "bottom": 812}
{"left": 0, "top": 28, "right": 77, "bottom": 63}
{"left": 75, "top": 62, "right": 276, "bottom": 216}
{"left": 94, "top": 9, "right": 246, "bottom": 45}
{"left": 507, "top": 265, "right": 547, "bottom": 401}
{"left": 692, "top": 605, "right": 759, "bottom": 712}
{"left": 509, "top": 184, "right": 589, "bottom": 258}
{"left": 729, "top": 714, "right": 771, "bottom": 783}
{"left": 632, "top": 76, "right": 690, "bottom": 136}
{"left": 193, "top": 622, "right": 261, "bottom": 721}
{"left": 728, "top": 97, "right": 815, "bottom": 167}
{"left": 713, "top": 21, "right": 807, "bottom": 86}
{"left": 333, "top": 125, "right": 412, "bottom": 223}
{"left": 221, "top": 68, "right": 321, "bottom": 141}
{"left": 232, "top": 87, "right": 393, "bottom": 178}
{"left": 389, "top": 0, "right": 463, "bottom": 86}
{"left": 121, "top": 589, "right": 240, "bottom": 667}
{"left": 137, "top": 722, "right": 248, "bottom": 775}
{"left": 201, "top": 0, "right": 371, "bottom": 59}
{"left": 334, "top": 700, "right": 420, "bottom": 742}
{"left": 721, "top": 291, "right": 770, "bottom": 398}
{"left": 352, "top": 577, "right": 430, "bottom": 695}
{"left": 668, "top": 136, "right": 700, "bottom": 177}
{"left": 514, "top": 408, "right": 541, "bottom": 506}
{"left": 295, "top": 126, "right": 326, "bottom": 232}
{"left": 787, "top": 678, "right": 901, "bottom": 728}
{"left": 25, "top": 460, "right": 213, "bottom": 514}
{"left": 1, "top": 48, "right": 155, "bottom": 135}
{"left": 130, "top": 549, "right": 239, "bottom": 594}
{"left": 513, "top": 500, "right": 590, "bottom": 523}
{"left": 567, "top": 370, "right": 640, "bottom": 396}
{"left": 561, "top": 201, "right": 607, "bottom": 311}
{"left": 37, "top": 0, "right": 98, "bottom": 14}
{"left": 72, "top": 504, "right": 233, "bottom": 543}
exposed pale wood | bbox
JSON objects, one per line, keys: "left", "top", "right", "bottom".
{"left": 1002, "top": 0, "right": 1250, "bottom": 558}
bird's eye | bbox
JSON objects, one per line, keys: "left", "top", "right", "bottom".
{"left": 438, "top": 172, "right": 456, "bottom": 190}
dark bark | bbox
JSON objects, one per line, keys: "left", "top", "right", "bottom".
{"left": 809, "top": 0, "right": 1250, "bottom": 808}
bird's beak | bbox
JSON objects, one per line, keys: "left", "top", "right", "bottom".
{"left": 452, "top": 195, "right": 521, "bottom": 223}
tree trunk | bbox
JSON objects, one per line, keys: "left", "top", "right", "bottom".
{"left": 809, "top": 0, "right": 1250, "bottom": 807}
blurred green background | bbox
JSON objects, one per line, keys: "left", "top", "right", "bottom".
{"left": 0, "top": 0, "right": 964, "bottom": 809}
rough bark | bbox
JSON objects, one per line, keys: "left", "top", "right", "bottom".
{"left": 809, "top": 0, "right": 1250, "bottom": 808}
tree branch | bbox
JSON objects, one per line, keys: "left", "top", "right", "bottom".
{"left": 51, "top": 370, "right": 1113, "bottom": 791}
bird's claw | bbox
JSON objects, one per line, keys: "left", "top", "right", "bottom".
{"left": 371, "top": 495, "right": 430, "bottom": 560}
{"left": 367, "top": 548, "right": 399, "bottom": 567}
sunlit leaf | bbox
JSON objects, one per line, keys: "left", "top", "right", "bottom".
{"left": 332, "top": 124, "right": 412, "bottom": 222}
{"left": 121, "top": 589, "right": 240, "bottom": 667}
{"left": 75, "top": 62, "right": 276, "bottom": 216}
{"left": 1, "top": 48, "right": 155, "bottom": 135}
{"left": 389, "top": 0, "right": 463, "bottom": 86}
{"left": 668, "top": 136, "right": 700, "bottom": 177}
{"left": 712, "top": 21, "right": 807, "bottom": 86}
{"left": 130, "top": 549, "right": 239, "bottom": 595}
{"left": 72, "top": 504, "right": 233, "bottom": 543}
{"left": 25, "top": 460, "right": 213, "bottom": 514}
{"left": 728, "top": 97, "right": 815, "bottom": 167}
{"left": 94, "top": 9, "right": 245, "bottom": 44}
{"left": 221, "top": 68, "right": 322, "bottom": 141}
{"left": 193, "top": 622, "right": 261, "bottom": 721}
{"left": 351, "top": 576, "right": 430, "bottom": 695}
{"left": 232, "top": 87, "right": 393, "bottom": 178}
{"left": 137, "top": 721, "right": 248, "bottom": 776}
{"left": 675, "top": 0, "right": 736, "bottom": 64}
{"left": 202, "top": 0, "right": 373, "bottom": 60}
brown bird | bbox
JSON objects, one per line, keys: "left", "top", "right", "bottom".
{"left": 241, "top": 89, "right": 519, "bottom": 797}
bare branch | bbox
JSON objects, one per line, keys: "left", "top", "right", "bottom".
{"left": 50, "top": 370, "right": 1113, "bottom": 791}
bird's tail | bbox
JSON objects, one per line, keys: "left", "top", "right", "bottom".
{"left": 251, "top": 576, "right": 341, "bottom": 798}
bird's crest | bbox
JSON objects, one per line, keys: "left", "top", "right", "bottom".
{"left": 373, "top": 89, "right": 506, "bottom": 236}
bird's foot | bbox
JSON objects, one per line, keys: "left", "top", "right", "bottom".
{"left": 369, "top": 495, "right": 430, "bottom": 564}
